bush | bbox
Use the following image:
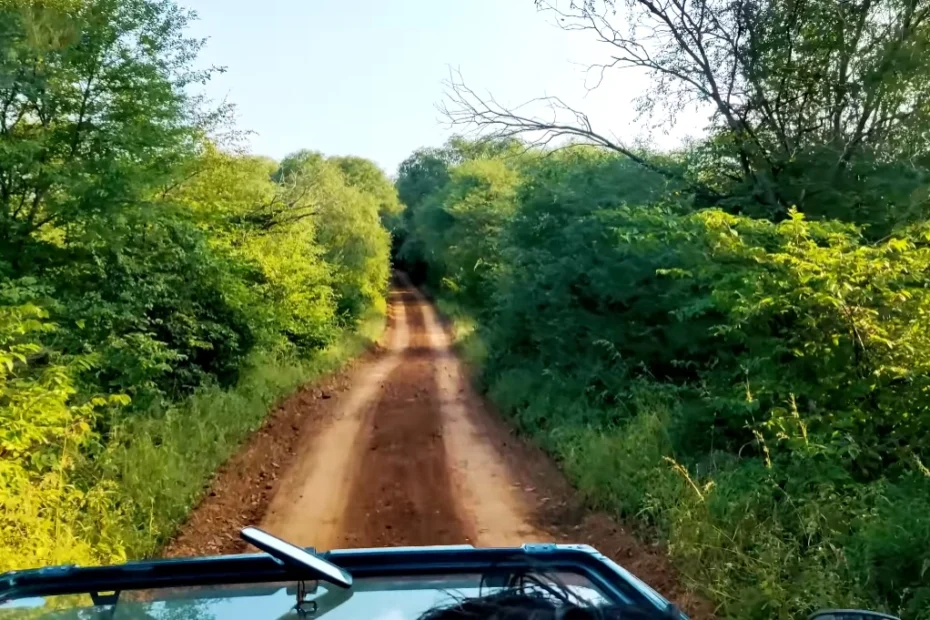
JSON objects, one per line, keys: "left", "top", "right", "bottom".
{"left": 408, "top": 159, "right": 521, "bottom": 306}
{"left": 48, "top": 214, "right": 259, "bottom": 406}
{"left": 1, "top": 310, "right": 384, "bottom": 571}
{"left": 490, "top": 200, "right": 930, "bottom": 475}
{"left": 398, "top": 140, "right": 930, "bottom": 618}
{"left": 0, "top": 292, "right": 128, "bottom": 571}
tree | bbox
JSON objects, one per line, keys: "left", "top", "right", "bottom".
{"left": 168, "top": 144, "right": 337, "bottom": 351}
{"left": 411, "top": 158, "right": 521, "bottom": 303}
{"left": 0, "top": 0, "right": 214, "bottom": 263}
{"left": 330, "top": 156, "right": 403, "bottom": 219}
{"left": 444, "top": 0, "right": 930, "bottom": 224}
{"left": 276, "top": 151, "right": 391, "bottom": 321}
{"left": 395, "top": 147, "right": 455, "bottom": 212}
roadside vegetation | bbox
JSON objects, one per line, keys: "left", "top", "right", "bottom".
{"left": 5, "top": 0, "right": 930, "bottom": 618}
{"left": 0, "top": 0, "right": 396, "bottom": 571}
{"left": 393, "top": 1, "right": 930, "bottom": 617}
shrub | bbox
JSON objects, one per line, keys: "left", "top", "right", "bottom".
{"left": 0, "top": 291, "right": 128, "bottom": 571}
{"left": 399, "top": 141, "right": 930, "bottom": 618}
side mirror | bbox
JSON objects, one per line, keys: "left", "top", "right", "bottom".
{"left": 810, "top": 611, "right": 899, "bottom": 620}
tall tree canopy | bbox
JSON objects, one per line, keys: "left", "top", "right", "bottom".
{"left": 444, "top": 0, "right": 930, "bottom": 229}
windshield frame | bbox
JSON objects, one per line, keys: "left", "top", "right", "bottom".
{"left": 0, "top": 544, "right": 679, "bottom": 617}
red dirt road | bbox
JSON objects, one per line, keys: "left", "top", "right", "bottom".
{"left": 165, "top": 277, "right": 712, "bottom": 618}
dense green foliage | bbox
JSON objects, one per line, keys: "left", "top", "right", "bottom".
{"left": 408, "top": 1, "right": 930, "bottom": 616}
{"left": 0, "top": 0, "right": 393, "bottom": 571}
{"left": 5, "top": 1, "right": 930, "bottom": 618}
{"left": 396, "top": 135, "right": 930, "bottom": 618}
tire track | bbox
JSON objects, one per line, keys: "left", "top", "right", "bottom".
{"left": 335, "top": 294, "right": 471, "bottom": 547}
{"left": 258, "top": 288, "right": 409, "bottom": 549}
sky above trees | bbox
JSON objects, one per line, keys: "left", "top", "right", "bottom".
{"left": 183, "top": 0, "right": 708, "bottom": 172}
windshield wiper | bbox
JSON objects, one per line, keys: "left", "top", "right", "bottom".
{"left": 240, "top": 527, "right": 352, "bottom": 589}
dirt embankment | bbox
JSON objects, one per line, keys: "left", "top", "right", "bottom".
{"left": 165, "top": 277, "right": 712, "bottom": 618}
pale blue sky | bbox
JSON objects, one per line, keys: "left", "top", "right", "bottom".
{"left": 183, "top": 0, "right": 706, "bottom": 175}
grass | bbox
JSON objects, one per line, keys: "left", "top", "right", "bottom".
{"left": 435, "top": 297, "right": 487, "bottom": 368}
{"left": 4, "top": 310, "right": 384, "bottom": 571}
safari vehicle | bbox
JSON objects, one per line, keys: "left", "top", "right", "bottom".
{"left": 0, "top": 528, "right": 900, "bottom": 619}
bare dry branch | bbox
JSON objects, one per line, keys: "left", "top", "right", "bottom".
{"left": 439, "top": 68, "right": 682, "bottom": 181}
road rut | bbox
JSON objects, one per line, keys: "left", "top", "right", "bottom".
{"left": 260, "top": 282, "right": 542, "bottom": 549}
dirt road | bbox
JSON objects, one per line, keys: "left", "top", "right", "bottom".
{"left": 166, "top": 277, "right": 711, "bottom": 617}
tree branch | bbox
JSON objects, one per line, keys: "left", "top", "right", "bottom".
{"left": 440, "top": 69, "right": 677, "bottom": 179}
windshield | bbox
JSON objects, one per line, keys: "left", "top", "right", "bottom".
{"left": 0, "top": 573, "right": 608, "bottom": 620}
